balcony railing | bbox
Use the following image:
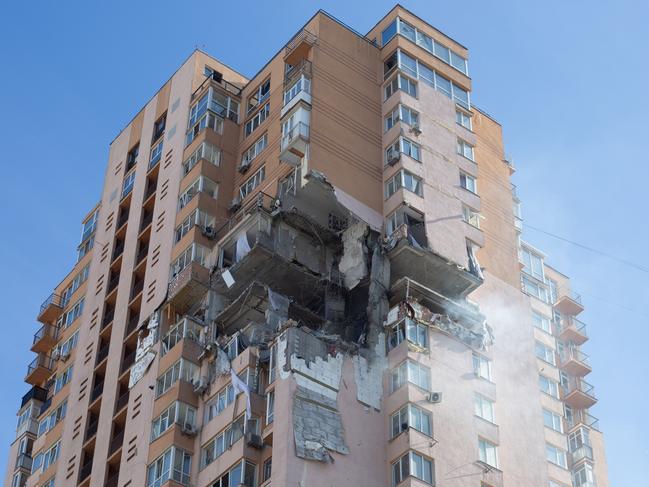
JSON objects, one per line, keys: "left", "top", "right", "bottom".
{"left": 140, "top": 211, "right": 153, "bottom": 232}
{"left": 96, "top": 344, "right": 109, "bottom": 365}
{"left": 85, "top": 419, "right": 99, "bottom": 442}
{"left": 38, "top": 293, "right": 63, "bottom": 323}
{"left": 562, "top": 378, "right": 597, "bottom": 409}
{"left": 560, "top": 348, "right": 590, "bottom": 364}
{"left": 284, "top": 58, "right": 312, "bottom": 85}
{"left": 115, "top": 390, "right": 130, "bottom": 413}
{"left": 125, "top": 313, "right": 139, "bottom": 336}
{"left": 555, "top": 287, "right": 584, "bottom": 315}
{"left": 136, "top": 244, "right": 149, "bottom": 265}
{"left": 111, "top": 241, "right": 125, "bottom": 261}
{"left": 161, "top": 317, "right": 203, "bottom": 356}
{"left": 90, "top": 381, "right": 104, "bottom": 402}
{"left": 101, "top": 308, "right": 115, "bottom": 330}
{"left": 78, "top": 460, "right": 93, "bottom": 483}
{"left": 130, "top": 280, "right": 144, "bottom": 300}
{"left": 567, "top": 411, "right": 600, "bottom": 431}
{"left": 116, "top": 210, "right": 129, "bottom": 230}
{"left": 25, "top": 354, "right": 53, "bottom": 384}
{"left": 556, "top": 317, "right": 588, "bottom": 345}
{"left": 21, "top": 385, "right": 48, "bottom": 408}
{"left": 120, "top": 350, "right": 136, "bottom": 374}
{"left": 107, "top": 274, "right": 120, "bottom": 294}
{"left": 108, "top": 430, "right": 125, "bottom": 455}
{"left": 280, "top": 122, "right": 310, "bottom": 152}
{"left": 32, "top": 324, "right": 59, "bottom": 351}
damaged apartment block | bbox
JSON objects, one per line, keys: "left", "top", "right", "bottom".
{"left": 126, "top": 168, "right": 491, "bottom": 472}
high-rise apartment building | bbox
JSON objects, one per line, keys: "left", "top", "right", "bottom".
{"left": 5, "top": 5, "right": 609, "bottom": 487}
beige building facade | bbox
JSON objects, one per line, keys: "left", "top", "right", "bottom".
{"left": 5, "top": 5, "right": 608, "bottom": 487}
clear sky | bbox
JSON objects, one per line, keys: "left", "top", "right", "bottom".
{"left": 0, "top": 0, "right": 646, "bottom": 484}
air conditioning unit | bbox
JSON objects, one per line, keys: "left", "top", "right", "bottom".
{"left": 202, "top": 226, "right": 216, "bottom": 239}
{"left": 410, "top": 123, "right": 422, "bottom": 136}
{"left": 192, "top": 377, "right": 208, "bottom": 394}
{"left": 387, "top": 150, "right": 400, "bottom": 166}
{"left": 427, "top": 391, "right": 442, "bottom": 403}
{"left": 60, "top": 351, "right": 71, "bottom": 362}
{"left": 51, "top": 350, "right": 60, "bottom": 361}
{"left": 246, "top": 432, "right": 263, "bottom": 449}
{"left": 238, "top": 159, "right": 251, "bottom": 174}
{"left": 181, "top": 422, "right": 198, "bottom": 436}
{"left": 228, "top": 197, "right": 242, "bottom": 212}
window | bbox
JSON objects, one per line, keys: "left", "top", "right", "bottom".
{"left": 462, "top": 205, "right": 481, "bottom": 228}
{"left": 381, "top": 19, "right": 398, "bottom": 45}
{"left": 382, "top": 18, "right": 469, "bottom": 75}
{"left": 543, "top": 409, "right": 563, "bottom": 433}
{"left": 474, "top": 394, "right": 495, "bottom": 423}
{"left": 456, "top": 110, "right": 472, "bottom": 129}
{"left": 170, "top": 243, "right": 209, "bottom": 278}
{"left": 385, "top": 73, "right": 417, "bottom": 100}
{"left": 391, "top": 451, "right": 434, "bottom": 486}
{"left": 460, "top": 172, "right": 477, "bottom": 193}
{"left": 266, "top": 389, "right": 275, "bottom": 424}
{"left": 547, "top": 278, "right": 558, "bottom": 304}
{"left": 152, "top": 114, "right": 166, "bottom": 142}
{"left": 206, "top": 384, "right": 235, "bottom": 422}
{"left": 41, "top": 478, "right": 55, "bottom": 487}
{"left": 457, "top": 138, "right": 474, "bottom": 161}
{"left": 390, "top": 360, "right": 431, "bottom": 393}
{"left": 390, "top": 404, "right": 432, "bottom": 438}
{"left": 241, "top": 133, "right": 268, "bottom": 167}
{"left": 263, "top": 457, "right": 272, "bottom": 482}
{"left": 38, "top": 400, "right": 67, "bottom": 437}
{"left": 385, "top": 137, "right": 421, "bottom": 164}
{"left": 532, "top": 311, "right": 552, "bottom": 334}
{"left": 572, "top": 463, "right": 595, "bottom": 487}
{"left": 248, "top": 79, "right": 271, "bottom": 114}
{"left": 239, "top": 166, "right": 266, "bottom": 199}
{"left": 32, "top": 441, "right": 60, "bottom": 474}
{"left": 539, "top": 375, "right": 559, "bottom": 398}
{"left": 60, "top": 264, "right": 90, "bottom": 307}
{"left": 149, "top": 140, "right": 163, "bottom": 169}
{"left": 268, "top": 342, "right": 277, "bottom": 384}
{"left": 520, "top": 246, "right": 545, "bottom": 280}
{"left": 568, "top": 427, "right": 591, "bottom": 453}
{"left": 212, "top": 460, "right": 256, "bottom": 487}
{"left": 522, "top": 275, "right": 549, "bottom": 302}
{"left": 473, "top": 353, "right": 492, "bottom": 381}
{"left": 546, "top": 443, "right": 567, "bottom": 468}
{"left": 385, "top": 170, "right": 423, "bottom": 199}
{"left": 178, "top": 176, "right": 218, "bottom": 210}
{"left": 151, "top": 401, "right": 197, "bottom": 441}
{"left": 146, "top": 447, "right": 191, "bottom": 487}
{"left": 535, "top": 341, "right": 556, "bottom": 365}
{"left": 245, "top": 103, "right": 270, "bottom": 137}
{"left": 478, "top": 439, "right": 498, "bottom": 468}
{"left": 174, "top": 209, "right": 215, "bottom": 243}
{"left": 385, "top": 104, "right": 419, "bottom": 131}
{"left": 64, "top": 297, "right": 84, "bottom": 327}
{"left": 387, "top": 318, "right": 428, "bottom": 350}
{"left": 126, "top": 144, "right": 139, "bottom": 171}
{"left": 54, "top": 366, "right": 73, "bottom": 394}
{"left": 79, "top": 209, "right": 99, "bottom": 245}
{"left": 122, "top": 170, "right": 136, "bottom": 198}
{"left": 11, "top": 472, "right": 28, "bottom": 487}
{"left": 386, "top": 48, "right": 470, "bottom": 106}
{"left": 155, "top": 359, "right": 199, "bottom": 398}
{"left": 183, "top": 142, "right": 221, "bottom": 176}
{"left": 200, "top": 416, "right": 246, "bottom": 468}
{"left": 284, "top": 75, "right": 311, "bottom": 105}
{"left": 186, "top": 90, "right": 226, "bottom": 145}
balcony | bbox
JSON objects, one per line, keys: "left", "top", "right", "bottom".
{"left": 557, "top": 317, "right": 588, "bottom": 345}
{"left": 279, "top": 122, "right": 309, "bottom": 166}
{"left": 388, "top": 223, "right": 483, "bottom": 301}
{"left": 96, "top": 343, "right": 110, "bottom": 366}
{"left": 562, "top": 378, "right": 597, "bottom": 409}
{"left": 101, "top": 308, "right": 115, "bottom": 330}
{"left": 569, "top": 444, "right": 594, "bottom": 466}
{"left": 31, "top": 325, "right": 59, "bottom": 353}
{"left": 161, "top": 316, "right": 204, "bottom": 356}
{"left": 21, "top": 385, "right": 48, "bottom": 408}
{"left": 284, "top": 58, "right": 312, "bottom": 86}
{"left": 167, "top": 261, "right": 210, "bottom": 312}
{"left": 120, "top": 350, "right": 136, "bottom": 374}
{"left": 15, "top": 453, "right": 32, "bottom": 471}
{"left": 37, "top": 293, "right": 63, "bottom": 324}
{"left": 559, "top": 348, "right": 592, "bottom": 377}
{"left": 25, "top": 354, "right": 53, "bottom": 385}
{"left": 108, "top": 430, "right": 124, "bottom": 456}
{"left": 555, "top": 288, "right": 584, "bottom": 316}
{"left": 116, "top": 209, "right": 129, "bottom": 231}
{"left": 85, "top": 418, "right": 99, "bottom": 443}
{"left": 284, "top": 29, "right": 317, "bottom": 65}
{"left": 78, "top": 460, "right": 93, "bottom": 483}
{"left": 566, "top": 410, "right": 600, "bottom": 432}
{"left": 114, "top": 390, "right": 130, "bottom": 413}
{"left": 90, "top": 381, "right": 104, "bottom": 403}
{"left": 107, "top": 274, "right": 120, "bottom": 295}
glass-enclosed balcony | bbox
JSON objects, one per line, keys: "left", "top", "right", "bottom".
{"left": 279, "top": 122, "right": 309, "bottom": 166}
{"left": 161, "top": 317, "right": 204, "bottom": 356}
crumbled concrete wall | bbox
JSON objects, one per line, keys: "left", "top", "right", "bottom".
{"left": 129, "top": 311, "right": 160, "bottom": 388}
{"left": 293, "top": 386, "right": 349, "bottom": 462}
{"left": 338, "top": 222, "right": 368, "bottom": 289}
{"left": 352, "top": 334, "right": 387, "bottom": 410}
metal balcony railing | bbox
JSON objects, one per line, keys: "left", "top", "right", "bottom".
{"left": 101, "top": 308, "right": 115, "bottom": 330}
{"left": 120, "top": 350, "right": 136, "bottom": 374}
{"left": 84, "top": 419, "right": 98, "bottom": 442}
{"left": 161, "top": 317, "right": 203, "bottom": 356}
{"left": 108, "top": 430, "right": 124, "bottom": 455}
{"left": 563, "top": 378, "right": 596, "bottom": 399}
{"left": 214, "top": 192, "right": 277, "bottom": 242}
{"left": 107, "top": 274, "right": 120, "bottom": 294}
{"left": 78, "top": 460, "right": 92, "bottom": 482}
{"left": 26, "top": 354, "right": 53, "bottom": 376}
{"left": 284, "top": 58, "right": 312, "bottom": 85}
{"left": 115, "top": 390, "right": 129, "bottom": 413}
{"left": 90, "top": 382, "right": 104, "bottom": 402}
{"left": 116, "top": 210, "right": 129, "bottom": 230}
{"left": 39, "top": 293, "right": 62, "bottom": 316}
{"left": 33, "top": 325, "right": 58, "bottom": 347}
{"left": 280, "top": 122, "right": 310, "bottom": 151}
{"left": 560, "top": 348, "right": 590, "bottom": 366}
{"left": 96, "top": 344, "right": 109, "bottom": 365}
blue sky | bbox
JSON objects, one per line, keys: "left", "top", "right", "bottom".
{"left": 0, "top": 0, "right": 646, "bottom": 484}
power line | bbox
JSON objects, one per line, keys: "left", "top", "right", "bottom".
{"left": 524, "top": 224, "right": 649, "bottom": 275}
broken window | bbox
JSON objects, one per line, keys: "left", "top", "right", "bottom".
{"left": 211, "top": 460, "right": 256, "bottom": 487}
{"left": 155, "top": 359, "right": 199, "bottom": 398}
{"left": 388, "top": 318, "right": 428, "bottom": 350}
